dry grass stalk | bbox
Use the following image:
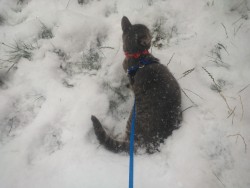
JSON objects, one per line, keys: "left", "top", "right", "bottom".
{"left": 217, "top": 43, "right": 229, "bottom": 55}
{"left": 219, "top": 89, "right": 233, "bottom": 113}
{"left": 232, "top": 14, "right": 248, "bottom": 25}
{"left": 99, "top": 46, "right": 115, "bottom": 50}
{"left": 239, "top": 95, "right": 244, "bottom": 121}
{"left": 207, "top": 55, "right": 226, "bottom": 65}
{"left": 183, "top": 88, "right": 204, "bottom": 100}
{"left": 238, "top": 84, "right": 250, "bottom": 93}
{"left": 202, "top": 67, "right": 233, "bottom": 113}
{"left": 202, "top": 67, "right": 220, "bottom": 89}
{"left": 181, "top": 88, "right": 196, "bottom": 105}
{"left": 181, "top": 105, "right": 194, "bottom": 113}
{"left": 178, "top": 67, "right": 195, "bottom": 80}
{"left": 234, "top": 23, "right": 244, "bottom": 36}
{"left": 212, "top": 172, "right": 226, "bottom": 188}
{"left": 227, "top": 106, "right": 236, "bottom": 119}
{"left": 231, "top": 111, "right": 236, "bottom": 125}
{"left": 1, "top": 41, "right": 35, "bottom": 73}
{"left": 167, "top": 52, "right": 175, "bottom": 66}
{"left": 221, "top": 23, "right": 229, "bottom": 38}
{"left": 227, "top": 133, "right": 247, "bottom": 153}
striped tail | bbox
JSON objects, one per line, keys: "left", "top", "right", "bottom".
{"left": 91, "top": 115, "right": 130, "bottom": 153}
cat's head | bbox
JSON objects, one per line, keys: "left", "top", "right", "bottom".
{"left": 121, "top": 16, "right": 152, "bottom": 53}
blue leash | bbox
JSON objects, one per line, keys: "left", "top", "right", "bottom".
{"left": 129, "top": 100, "right": 136, "bottom": 188}
{"left": 128, "top": 58, "right": 157, "bottom": 188}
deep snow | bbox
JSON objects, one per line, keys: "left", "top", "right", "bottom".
{"left": 0, "top": 0, "right": 250, "bottom": 188}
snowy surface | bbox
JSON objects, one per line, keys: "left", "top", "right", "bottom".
{"left": 0, "top": 0, "right": 250, "bottom": 188}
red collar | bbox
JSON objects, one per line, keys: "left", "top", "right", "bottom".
{"left": 124, "top": 49, "right": 149, "bottom": 59}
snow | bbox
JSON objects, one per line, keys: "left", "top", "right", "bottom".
{"left": 0, "top": 0, "right": 250, "bottom": 188}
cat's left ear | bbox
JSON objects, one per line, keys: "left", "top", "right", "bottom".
{"left": 121, "top": 16, "right": 132, "bottom": 32}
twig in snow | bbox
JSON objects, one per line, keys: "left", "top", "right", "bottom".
{"left": 7, "top": 62, "right": 18, "bottom": 73}
{"left": 221, "top": 23, "right": 229, "bottom": 38}
{"left": 181, "top": 105, "right": 194, "bottom": 113}
{"left": 227, "top": 106, "right": 236, "bottom": 125}
{"left": 99, "top": 46, "right": 115, "bottom": 50}
{"left": 238, "top": 83, "right": 250, "bottom": 93}
{"left": 1, "top": 42, "right": 14, "bottom": 49}
{"left": 233, "top": 17, "right": 242, "bottom": 25}
{"left": 227, "top": 106, "right": 236, "bottom": 119}
{"left": 181, "top": 88, "right": 196, "bottom": 105}
{"left": 232, "top": 15, "right": 248, "bottom": 25}
{"left": 202, "top": 67, "right": 220, "bottom": 90}
{"left": 212, "top": 172, "right": 226, "bottom": 187}
{"left": 234, "top": 23, "right": 244, "bottom": 36}
{"left": 167, "top": 52, "right": 175, "bottom": 66}
{"left": 227, "top": 133, "right": 247, "bottom": 153}
{"left": 232, "top": 112, "right": 236, "bottom": 125}
{"left": 218, "top": 43, "right": 229, "bottom": 55}
{"left": 178, "top": 67, "right": 195, "bottom": 80}
{"left": 202, "top": 67, "right": 232, "bottom": 113}
{"left": 183, "top": 88, "right": 204, "bottom": 100}
{"left": 239, "top": 95, "right": 244, "bottom": 121}
{"left": 220, "top": 91, "right": 233, "bottom": 113}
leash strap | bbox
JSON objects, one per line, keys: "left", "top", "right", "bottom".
{"left": 129, "top": 100, "right": 136, "bottom": 188}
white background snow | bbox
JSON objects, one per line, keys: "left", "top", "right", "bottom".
{"left": 0, "top": 0, "right": 250, "bottom": 188}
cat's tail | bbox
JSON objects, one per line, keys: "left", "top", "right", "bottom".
{"left": 91, "top": 115, "right": 130, "bottom": 153}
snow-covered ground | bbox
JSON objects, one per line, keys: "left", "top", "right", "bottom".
{"left": 0, "top": 0, "right": 250, "bottom": 187}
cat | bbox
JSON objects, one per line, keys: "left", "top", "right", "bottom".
{"left": 91, "top": 16, "right": 182, "bottom": 154}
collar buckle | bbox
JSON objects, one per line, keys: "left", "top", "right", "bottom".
{"left": 139, "top": 64, "right": 145, "bottom": 69}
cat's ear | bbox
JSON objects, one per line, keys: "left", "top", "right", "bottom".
{"left": 121, "top": 16, "right": 132, "bottom": 32}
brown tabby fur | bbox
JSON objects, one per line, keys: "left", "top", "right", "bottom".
{"left": 91, "top": 16, "right": 182, "bottom": 154}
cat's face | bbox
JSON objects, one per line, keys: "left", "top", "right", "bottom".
{"left": 121, "top": 16, "right": 152, "bottom": 53}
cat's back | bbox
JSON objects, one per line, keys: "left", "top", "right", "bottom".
{"left": 133, "top": 59, "right": 181, "bottom": 124}
{"left": 133, "top": 60, "right": 180, "bottom": 98}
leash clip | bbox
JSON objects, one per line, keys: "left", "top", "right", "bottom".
{"left": 139, "top": 64, "right": 145, "bottom": 69}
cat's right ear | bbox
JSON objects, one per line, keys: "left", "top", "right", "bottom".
{"left": 121, "top": 16, "right": 132, "bottom": 32}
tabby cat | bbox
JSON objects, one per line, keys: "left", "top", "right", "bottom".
{"left": 91, "top": 16, "right": 182, "bottom": 154}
